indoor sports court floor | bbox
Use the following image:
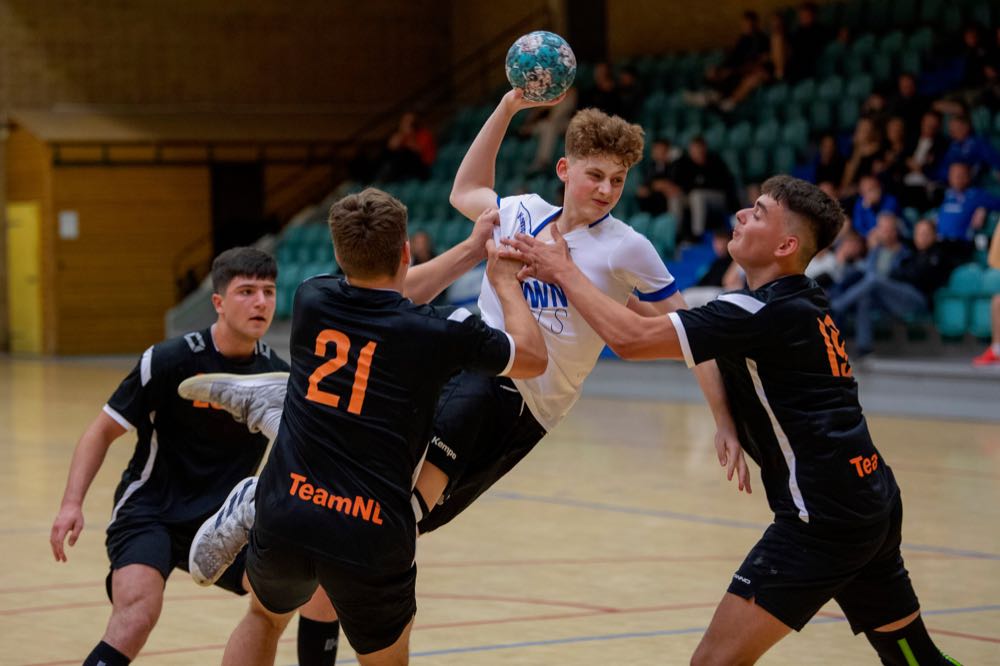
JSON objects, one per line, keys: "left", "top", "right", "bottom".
{"left": 2, "top": 354, "right": 998, "bottom": 665}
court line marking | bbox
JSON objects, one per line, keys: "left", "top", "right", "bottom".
{"left": 490, "top": 490, "right": 1000, "bottom": 561}
{"left": 24, "top": 603, "right": 999, "bottom": 665}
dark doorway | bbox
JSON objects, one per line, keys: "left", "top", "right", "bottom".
{"left": 566, "top": 0, "right": 608, "bottom": 63}
{"left": 210, "top": 163, "right": 270, "bottom": 253}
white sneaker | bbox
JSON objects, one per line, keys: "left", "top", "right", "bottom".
{"left": 177, "top": 372, "right": 288, "bottom": 440}
{"left": 189, "top": 476, "right": 257, "bottom": 586}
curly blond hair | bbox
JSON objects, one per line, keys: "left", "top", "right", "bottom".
{"left": 564, "top": 108, "right": 645, "bottom": 168}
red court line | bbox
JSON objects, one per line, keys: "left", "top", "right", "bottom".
{"left": 421, "top": 592, "right": 618, "bottom": 613}
{"left": 925, "top": 627, "right": 1000, "bottom": 645}
{"left": 0, "top": 594, "right": 234, "bottom": 616}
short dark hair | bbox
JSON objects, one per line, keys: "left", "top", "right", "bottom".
{"left": 328, "top": 188, "right": 408, "bottom": 279}
{"left": 761, "top": 175, "right": 844, "bottom": 261}
{"left": 211, "top": 247, "right": 277, "bottom": 295}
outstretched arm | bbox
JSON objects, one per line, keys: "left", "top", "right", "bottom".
{"left": 50, "top": 410, "right": 127, "bottom": 562}
{"left": 451, "top": 89, "right": 565, "bottom": 221}
{"left": 403, "top": 208, "right": 499, "bottom": 304}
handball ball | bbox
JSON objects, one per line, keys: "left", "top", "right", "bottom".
{"left": 505, "top": 31, "right": 577, "bottom": 102}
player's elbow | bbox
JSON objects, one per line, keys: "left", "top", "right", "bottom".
{"left": 507, "top": 345, "right": 548, "bottom": 379}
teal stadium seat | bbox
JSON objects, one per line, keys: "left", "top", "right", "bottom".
{"left": 878, "top": 31, "right": 905, "bottom": 57}
{"left": 907, "top": 28, "right": 934, "bottom": 56}
{"left": 629, "top": 211, "right": 652, "bottom": 238}
{"left": 920, "top": 0, "right": 945, "bottom": 24}
{"left": 781, "top": 119, "right": 809, "bottom": 152}
{"left": 809, "top": 99, "right": 834, "bottom": 133}
{"left": 791, "top": 79, "right": 817, "bottom": 104}
{"left": 935, "top": 263, "right": 984, "bottom": 337}
{"left": 969, "top": 270, "right": 1000, "bottom": 339}
{"left": 724, "top": 122, "right": 753, "bottom": 151}
{"left": 817, "top": 41, "right": 846, "bottom": 79}
{"left": 648, "top": 213, "right": 677, "bottom": 258}
{"left": 773, "top": 145, "right": 796, "bottom": 175}
{"left": 838, "top": 98, "right": 861, "bottom": 132}
{"left": 846, "top": 74, "right": 874, "bottom": 100}
{"left": 753, "top": 121, "right": 780, "bottom": 150}
{"left": 817, "top": 76, "right": 844, "bottom": 102}
{"left": 744, "top": 147, "right": 769, "bottom": 183}
{"left": 891, "top": 0, "right": 919, "bottom": 28}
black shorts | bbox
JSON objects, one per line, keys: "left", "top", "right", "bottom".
{"left": 418, "top": 371, "right": 546, "bottom": 534}
{"left": 104, "top": 519, "right": 248, "bottom": 600}
{"left": 247, "top": 529, "right": 416, "bottom": 655}
{"left": 727, "top": 492, "right": 919, "bottom": 633}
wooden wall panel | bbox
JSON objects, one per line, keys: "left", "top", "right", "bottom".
{"left": 50, "top": 166, "right": 210, "bottom": 354}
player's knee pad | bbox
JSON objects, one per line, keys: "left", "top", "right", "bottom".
{"left": 864, "top": 615, "right": 962, "bottom": 666}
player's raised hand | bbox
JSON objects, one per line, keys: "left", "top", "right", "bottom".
{"left": 502, "top": 87, "right": 568, "bottom": 113}
{"left": 466, "top": 207, "right": 501, "bottom": 260}
{"left": 715, "top": 428, "right": 752, "bottom": 494}
{"left": 50, "top": 503, "right": 85, "bottom": 562}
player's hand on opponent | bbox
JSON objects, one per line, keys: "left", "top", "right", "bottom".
{"left": 466, "top": 207, "right": 501, "bottom": 260}
{"left": 502, "top": 87, "right": 568, "bottom": 114}
{"left": 715, "top": 427, "right": 752, "bottom": 494}
{"left": 485, "top": 236, "right": 526, "bottom": 287}
{"left": 50, "top": 502, "right": 85, "bottom": 562}
{"left": 501, "top": 223, "right": 576, "bottom": 284}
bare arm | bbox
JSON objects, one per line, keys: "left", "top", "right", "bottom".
{"left": 485, "top": 241, "right": 547, "bottom": 378}
{"left": 403, "top": 208, "right": 499, "bottom": 304}
{"left": 50, "top": 410, "right": 127, "bottom": 562}
{"left": 989, "top": 221, "right": 1000, "bottom": 270}
{"left": 451, "top": 89, "right": 564, "bottom": 221}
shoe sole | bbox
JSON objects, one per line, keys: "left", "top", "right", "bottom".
{"left": 177, "top": 372, "right": 289, "bottom": 404}
{"left": 189, "top": 476, "right": 257, "bottom": 586}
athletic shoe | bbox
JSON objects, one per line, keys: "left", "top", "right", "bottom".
{"left": 189, "top": 476, "right": 257, "bottom": 586}
{"left": 178, "top": 372, "right": 288, "bottom": 439}
{"left": 972, "top": 347, "right": 1000, "bottom": 366}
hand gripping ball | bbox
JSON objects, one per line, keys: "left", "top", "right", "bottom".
{"left": 505, "top": 31, "right": 577, "bottom": 102}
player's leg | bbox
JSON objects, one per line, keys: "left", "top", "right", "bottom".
{"left": 690, "top": 592, "right": 791, "bottom": 665}
{"left": 87, "top": 524, "right": 175, "bottom": 664}
{"left": 836, "top": 495, "right": 962, "bottom": 665}
{"left": 297, "top": 590, "right": 341, "bottom": 666}
{"left": 356, "top": 618, "right": 414, "bottom": 666}
{"left": 177, "top": 372, "right": 288, "bottom": 440}
{"left": 222, "top": 588, "right": 296, "bottom": 666}
{"left": 416, "top": 373, "right": 546, "bottom": 534}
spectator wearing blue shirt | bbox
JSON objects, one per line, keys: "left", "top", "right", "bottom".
{"left": 937, "top": 113, "right": 1000, "bottom": 182}
{"left": 936, "top": 161, "right": 1000, "bottom": 266}
{"left": 852, "top": 174, "right": 900, "bottom": 237}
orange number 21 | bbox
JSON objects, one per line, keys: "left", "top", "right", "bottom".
{"left": 305, "top": 329, "right": 376, "bottom": 415}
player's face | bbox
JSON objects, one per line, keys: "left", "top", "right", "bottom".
{"left": 217, "top": 276, "right": 277, "bottom": 341}
{"left": 729, "top": 195, "right": 790, "bottom": 268}
{"left": 560, "top": 155, "right": 628, "bottom": 221}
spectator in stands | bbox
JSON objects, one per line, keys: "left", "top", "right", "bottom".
{"left": 885, "top": 74, "right": 929, "bottom": 145}
{"left": 786, "top": 2, "right": 828, "bottom": 81}
{"left": 841, "top": 117, "right": 885, "bottom": 191}
{"left": 768, "top": 10, "right": 790, "bottom": 82}
{"left": 852, "top": 174, "right": 900, "bottom": 238}
{"left": 807, "top": 230, "right": 866, "bottom": 291}
{"left": 410, "top": 230, "right": 436, "bottom": 266}
{"left": 813, "top": 134, "right": 846, "bottom": 189}
{"left": 668, "top": 137, "right": 739, "bottom": 243}
{"left": 937, "top": 161, "right": 1000, "bottom": 265}
{"left": 972, "top": 221, "right": 1000, "bottom": 366}
{"left": 937, "top": 112, "right": 1000, "bottom": 183}
{"left": 958, "top": 23, "right": 993, "bottom": 90}
{"left": 686, "top": 11, "right": 769, "bottom": 110}
{"left": 901, "top": 110, "right": 949, "bottom": 209}
{"left": 377, "top": 111, "right": 437, "bottom": 182}
{"left": 873, "top": 116, "right": 909, "bottom": 193}
{"left": 832, "top": 212, "right": 922, "bottom": 356}
{"left": 892, "top": 219, "right": 954, "bottom": 307}
{"left": 580, "top": 62, "right": 621, "bottom": 117}
{"left": 636, "top": 138, "right": 681, "bottom": 215}
{"left": 521, "top": 87, "right": 579, "bottom": 175}
{"left": 616, "top": 66, "right": 644, "bottom": 122}
{"left": 682, "top": 227, "right": 745, "bottom": 307}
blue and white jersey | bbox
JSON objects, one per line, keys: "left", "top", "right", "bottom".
{"left": 479, "top": 193, "right": 677, "bottom": 430}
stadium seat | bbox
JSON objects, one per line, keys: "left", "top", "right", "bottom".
{"left": 969, "top": 270, "right": 1000, "bottom": 338}
{"left": 648, "top": 213, "right": 677, "bottom": 257}
{"left": 846, "top": 74, "right": 873, "bottom": 99}
{"left": 920, "top": 0, "right": 945, "bottom": 23}
{"left": 724, "top": 122, "right": 753, "bottom": 151}
{"left": 702, "top": 123, "right": 727, "bottom": 150}
{"left": 781, "top": 119, "right": 809, "bottom": 152}
{"left": 628, "top": 211, "right": 652, "bottom": 237}
{"left": 744, "top": 147, "right": 769, "bottom": 183}
{"left": 817, "top": 76, "right": 845, "bottom": 102}
{"left": 891, "top": 0, "right": 919, "bottom": 28}
{"left": 753, "top": 121, "right": 780, "bottom": 149}
{"left": 878, "top": 31, "right": 905, "bottom": 57}
{"left": 809, "top": 99, "right": 834, "bottom": 133}
{"left": 791, "top": 79, "right": 817, "bottom": 104}
{"left": 773, "top": 145, "right": 796, "bottom": 175}
{"left": 906, "top": 28, "right": 934, "bottom": 56}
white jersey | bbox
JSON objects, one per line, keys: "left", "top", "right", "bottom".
{"left": 479, "top": 194, "right": 677, "bottom": 431}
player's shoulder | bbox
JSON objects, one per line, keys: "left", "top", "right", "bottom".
{"left": 498, "top": 193, "right": 560, "bottom": 234}
{"left": 253, "top": 340, "right": 289, "bottom": 370}
{"left": 155, "top": 329, "right": 211, "bottom": 361}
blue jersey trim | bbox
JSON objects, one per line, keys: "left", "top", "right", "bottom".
{"left": 531, "top": 208, "right": 564, "bottom": 237}
{"left": 496, "top": 194, "right": 502, "bottom": 208}
{"left": 589, "top": 213, "right": 611, "bottom": 228}
{"left": 635, "top": 282, "right": 678, "bottom": 302}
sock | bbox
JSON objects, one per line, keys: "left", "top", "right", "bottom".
{"left": 865, "top": 615, "right": 961, "bottom": 666}
{"left": 297, "top": 616, "right": 339, "bottom": 666}
{"left": 83, "top": 641, "right": 131, "bottom": 666}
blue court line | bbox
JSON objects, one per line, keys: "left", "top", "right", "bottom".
{"left": 317, "top": 604, "right": 999, "bottom": 664}
{"left": 489, "top": 490, "right": 1000, "bottom": 561}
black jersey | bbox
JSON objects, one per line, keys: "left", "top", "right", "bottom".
{"left": 255, "top": 276, "right": 514, "bottom": 572}
{"left": 105, "top": 328, "right": 289, "bottom": 527}
{"left": 670, "top": 275, "right": 898, "bottom": 527}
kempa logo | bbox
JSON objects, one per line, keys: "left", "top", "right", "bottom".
{"left": 431, "top": 435, "right": 457, "bottom": 460}
{"left": 732, "top": 573, "right": 752, "bottom": 585}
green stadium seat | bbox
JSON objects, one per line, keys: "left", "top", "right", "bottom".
{"left": 816, "top": 76, "right": 844, "bottom": 102}
{"left": 773, "top": 145, "right": 796, "bottom": 175}
{"left": 878, "top": 31, "right": 905, "bottom": 56}
{"left": 764, "top": 83, "right": 790, "bottom": 107}
{"left": 791, "top": 79, "right": 817, "bottom": 104}
{"left": 849, "top": 33, "right": 876, "bottom": 58}
{"left": 837, "top": 98, "right": 861, "bottom": 131}
{"left": 744, "top": 147, "right": 769, "bottom": 183}
{"left": 808, "top": 99, "right": 834, "bottom": 133}
{"left": 781, "top": 119, "right": 809, "bottom": 152}
{"left": 969, "top": 270, "right": 1000, "bottom": 338}
{"left": 628, "top": 211, "right": 653, "bottom": 237}
{"left": 724, "top": 122, "right": 753, "bottom": 151}
{"left": 703, "top": 123, "right": 727, "bottom": 150}
{"left": 648, "top": 213, "right": 677, "bottom": 257}
{"left": 899, "top": 50, "right": 922, "bottom": 76}
{"left": 920, "top": 0, "right": 945, "bottom": 23}
{"left": 891, "top": 0, "right": 919, "bottom": 27}
{"left": 846, "top": 74, "right": 873, "bottom": 99}
{"left": 971, "top": 107, "right": 992, "bottom": 135}
{"left": 721, "top": 149, "right": 742, "bottom": 180}
{"left": 753, "top": 121, "right": 780, "bottom": 149}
